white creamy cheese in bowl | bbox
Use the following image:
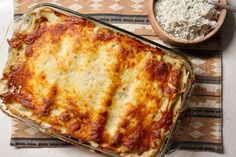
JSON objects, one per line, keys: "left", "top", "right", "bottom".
{"left": 148, "top": 0, "right": 227, "bottom": 45}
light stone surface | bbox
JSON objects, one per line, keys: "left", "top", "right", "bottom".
{"left": 0, "top": 0, "right": 236, "bottom": 156}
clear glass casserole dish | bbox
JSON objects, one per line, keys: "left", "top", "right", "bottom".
{"left": 0, "top": 3, "right": 195, "bottom": 157}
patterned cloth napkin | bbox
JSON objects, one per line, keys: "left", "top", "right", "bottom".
{"left": 10, "top": 0, "right": 223, "bottom": 153}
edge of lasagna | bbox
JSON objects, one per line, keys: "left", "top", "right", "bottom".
{"left": 0, "top": 7, "right": 191, "bottom": 157}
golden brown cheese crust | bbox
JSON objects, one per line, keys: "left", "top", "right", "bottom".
{"left": 0, "top": 8, "right": 186, "bottom": 157}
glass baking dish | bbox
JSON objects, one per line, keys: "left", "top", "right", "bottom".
{"left": 0, "top": 3, "right": 195, "bottom": 157}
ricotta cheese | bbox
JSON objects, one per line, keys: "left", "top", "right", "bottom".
{"left": 155, "top": 0, "right": 220, "bottom": 40}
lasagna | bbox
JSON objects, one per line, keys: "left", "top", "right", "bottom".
{"left": 0, "top": 7, "right": 191, "bottom": 157}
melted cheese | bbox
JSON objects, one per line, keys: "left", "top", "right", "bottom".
{"left": 0, "top": 8, "right": 190, "bottom": 157}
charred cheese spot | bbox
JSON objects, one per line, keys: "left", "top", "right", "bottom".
{"left": 7, "top": 33, "right": 26, "bottom": 49}
{"left": 51, "top": 24, "right": 68, "bottom": 42}
{"left": 1, "top": 92, "right": 34, "bottom": 109}
{"left": 39, "top": 98, "right": 54, "bottom": 115}
{"left": 65, "top": 16, "right": 95, "bottom": 28}
{"left": 24, "top": 25, "right": 47, "bottom": 45}
{"left": 0, "top": 8, "right": 189, "bottom": 157}
{"left": 95, "top": 28, "right": 115, "bottom": 42}
{"left": 145, "top": 59, "right": 169, "bottom": 82}
{"left": 67, "top": 118, "right": 82, "bottom": 133}
{"left": 90, "top": 111, "right": 108, "bottom": 143}
{"left": 59, "top": 111, "right": 71, "bottom": 121}
{"left": 164, "top": 69, "right": 182, "bottom": 98}
{"left": 4, "top": 64, "right": 31, "bottom": 88}
{"left": 169, "top": 70, "right": 181, "bottom": 87}
{"left": 25, "top": 44, "right": 33, "bottom": 57}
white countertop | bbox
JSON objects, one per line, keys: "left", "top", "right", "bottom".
{"left": 1, "top": 0, "right": 236, "bottom": 156}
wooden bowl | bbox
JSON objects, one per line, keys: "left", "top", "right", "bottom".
{"left": 148, "top": 0, "right": 227, "bottom": 46}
